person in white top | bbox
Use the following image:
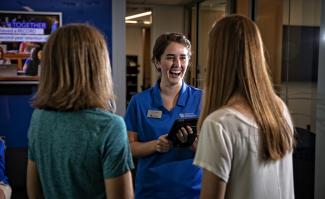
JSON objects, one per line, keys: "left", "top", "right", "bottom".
{"left": 193, "top": 15, "right": 295, "bottom": 199}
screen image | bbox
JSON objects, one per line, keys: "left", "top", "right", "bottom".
{"left": 0, "top": 10, "right": 62, "bottom": 76}
{"left": 0, "top": 10, "right": 62, "bottom": 43}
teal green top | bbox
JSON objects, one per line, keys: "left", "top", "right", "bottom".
{"left": 28, "top": 108, "right": 134, "bottom": 199}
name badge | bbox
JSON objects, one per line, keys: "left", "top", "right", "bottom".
{"left": 147, "top": 110, "right": 162, "bottom": 119}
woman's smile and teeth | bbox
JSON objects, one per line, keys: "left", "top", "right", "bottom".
{"left": 169, "top": 68, "right": 182, "bottom": 78}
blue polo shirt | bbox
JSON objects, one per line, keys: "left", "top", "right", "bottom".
{"left": 125, "top": 81, "right": 202, "bottom": 199}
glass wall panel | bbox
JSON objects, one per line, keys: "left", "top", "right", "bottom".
{"left": 192, "top": 0, "right": 324, "bottom": 197}
{"left": 255, "top": 0, "right": 322, "bottom": 198}
{"left": 255, "top": 0, "right": 321, "bottom": 132}
{"left": 281, "top": 0, "right": 320, "bottom": 132}
{"left": 191, "top": 0, "right": 226, "bottom": 88}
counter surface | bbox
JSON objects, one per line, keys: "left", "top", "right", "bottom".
{"left": 0, "top": 64, "right": 39, "bottom": 84}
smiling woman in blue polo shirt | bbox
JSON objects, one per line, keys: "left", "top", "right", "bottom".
{"left": 124, "top": 33, "right": 202, "bottom": 199}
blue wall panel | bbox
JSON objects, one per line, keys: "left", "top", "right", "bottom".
{"left": 0, "top": 93, "right": 35, "bottom": 147}
{"left": 0, "top": 0, "right": 113, "bottom": 147}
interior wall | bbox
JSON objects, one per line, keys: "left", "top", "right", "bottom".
{"left": 281, "top": 0, "right": 321, "bottom": 132}
{"left": 283, "top": 0, "right": 321, "bottom": 26}
{"left": 0, "top": 0, "right": 128, "bottom": 116}
{"left": 315, "top": 0, "right": 325, "bottom": 197}
{"left": 112, "top": 0, "right": 126, "bottom": 115}
{"left": 150, "top": 6, "right": 185, "bottom": 85}
{"left": 255, "top": 0, "right": 283, "bottom": 85}
{"left": 142, "top": 28, "right": 151, "bottom": 90}
{"left": 0, "top": 0, "right": 117, "bottom": 147}
{"left": 125, "top": 6, "right": 185, "bottom": 87}
{"left": 191, "top": 8, "right": 224, "bottom": 87}
{"left": 236, "top": 0, "right": 249, "bottom": 16}
{"left": 126, "top": 25, "right": 144, "bottom": 91}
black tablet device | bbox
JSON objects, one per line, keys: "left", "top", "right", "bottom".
{"left": 167, "top": 117, "right": 198, "bottom": 147}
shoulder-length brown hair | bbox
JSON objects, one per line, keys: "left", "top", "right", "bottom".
{"left": 199, "top": 15, "right": 294, "bottom": 161}
{"left": 33, "top": 23, "right": 115, "bottom": 112}
{"left": 152, "top": 32, "right": 191, "bottom": 63}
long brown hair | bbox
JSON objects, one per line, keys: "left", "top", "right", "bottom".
{"left": 33, "top": 24, "right": 115, "bottom": 111}
{"left": 198, "top": 15, "right": 294, "bottom": 161}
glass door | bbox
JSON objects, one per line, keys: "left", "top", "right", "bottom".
{"left": 190, "top": 0, "right": 227, "bottom": 88}
{"left": 255, "top": 0, "right": 322, "bottom": 198}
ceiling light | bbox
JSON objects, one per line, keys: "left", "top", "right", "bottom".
{"left": 143, "top": 21, "right": 151, "bottom": 25}
{"left": 125, "top": 20, "right": 138, "bottom": 24}
{"left": 22, "top": 6, "right": 34, "bottom": 12}
{"left": 125, "top": 11, "right": 152, "bottom": 20}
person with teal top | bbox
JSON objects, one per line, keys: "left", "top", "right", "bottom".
{"left": 27, "top": 24, "right": 134, "bottom": 199}
{"left": 125, "top": 32, "right": 202, "bottom": 199}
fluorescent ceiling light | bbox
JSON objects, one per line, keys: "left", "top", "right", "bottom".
{"left": 143, "top": 21, "right": 151, "bottom": 25}
{"left": 125, "top": 11, "right": 152, "bottom": 20}
{"left": 22, "top": 6, "right": 34, "bottom": 11}
{"left": 125, "top": 20, "right": 138, "bottom": 24}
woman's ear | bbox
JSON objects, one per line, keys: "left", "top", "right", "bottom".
{"left": 154, "top": 59, "right": 161, "bottom": 72}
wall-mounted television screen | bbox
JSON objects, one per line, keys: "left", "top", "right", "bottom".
{"left": 0, "top": 10, "right": 62, "bottom": 78}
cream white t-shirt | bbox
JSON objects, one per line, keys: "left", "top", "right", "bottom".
{"left": 194, "top": 107, "right": 294, "bottom": 199}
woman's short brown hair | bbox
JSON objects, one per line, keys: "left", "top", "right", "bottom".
{"left": 33, "top": 23, "right": 115, "bottom": 111}
{"left": 151, "top": 32, "right": 191, "bottom": 63}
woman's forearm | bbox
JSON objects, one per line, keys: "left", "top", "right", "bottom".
{"left": 130, "top": 140, "right": 157, "bottom": 158}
